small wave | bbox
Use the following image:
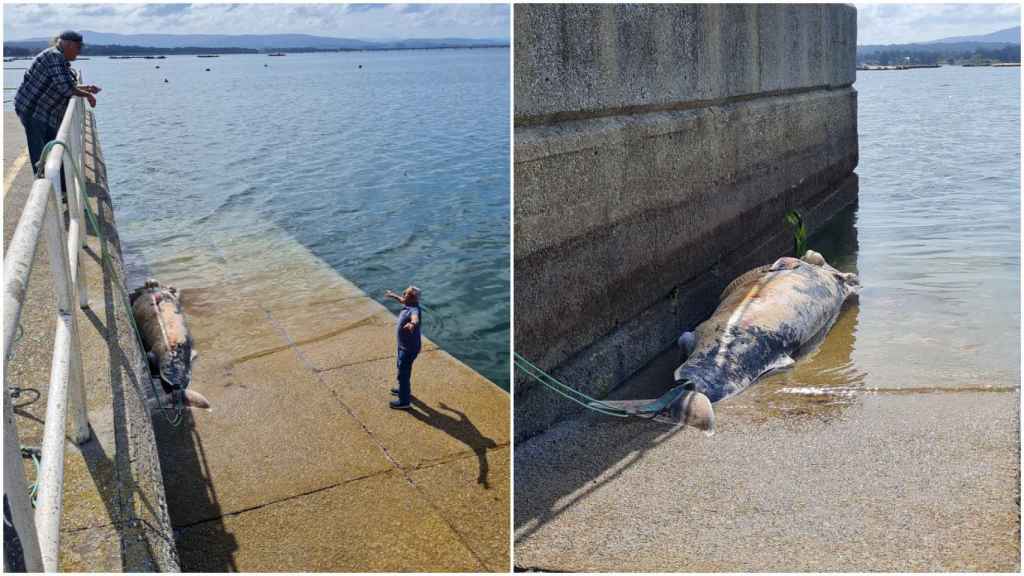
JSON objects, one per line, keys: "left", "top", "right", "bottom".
{"left": 778, "top": 387, "right": 858, "bottom": 398}
{"left": 779, "top": 385, "right": 1017, "bottom": 397}
{"left": 193, "top": 186, "right": 261, "bottom": 225}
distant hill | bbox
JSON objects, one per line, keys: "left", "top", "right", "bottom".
{"left": 928, "top": 26, "right": 1020, "bottom": 45}
{"left": 858, "top": 41, "right": 1018, "bottom": 56}
{"left": 857, "top": 24, "right": 1020, "bottom": 65}
{"left": 5, "top": 31, "right": 509, "bottom": 53}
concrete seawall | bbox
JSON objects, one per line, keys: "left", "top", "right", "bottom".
{"left": 514, "top": 4, "right": 859, "bottom": 441}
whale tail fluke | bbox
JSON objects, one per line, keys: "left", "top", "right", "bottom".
{"left": 592, "top": 387, "right": 715, "bottom": 434}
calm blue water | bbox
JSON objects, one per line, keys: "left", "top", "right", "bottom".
{"left": 7, "top": 49, "right": 510, "bottom": 388}
{"left": 612, "top": 65, "right": 1020, "bottom": 412}
{"left": 849, "top": 66, "right": 1020, "bottom": 390}
{"left": 768, "top": 65, "right": 1020, "bottom": 401}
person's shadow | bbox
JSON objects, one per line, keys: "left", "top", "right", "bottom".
{"left": 408, "top": 398, "right": 498, "bottom": 489}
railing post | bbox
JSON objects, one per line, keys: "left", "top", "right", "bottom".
{"left": 32, "top": 190, "right": 83, "bottom": 572}
{"left": 33, "top": 310, "right": 74, "bottom": 572}
{"left": 44, "top": 105, "right": 91, "bottom": 446}
{"left": 74, "top": 100, "right": 90, "bottom": 310}
{"left": 69, "top": 100, "right": 91, "bottom": 443}
{"left": 59, "top": 98, "right": 90, "bottom": 311}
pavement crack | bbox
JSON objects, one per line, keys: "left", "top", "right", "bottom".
{"left": 411, "top": 442, "right": 511, "bottom": 472}
{"left": 170, "top": 467, "right": 396, "bottom": 529}
{"left": 191, "top": 249, "right": 494, "bottom": 571}
{"left": 256, "top": 306, "right": 490, "bottom": 571}
{"left": 315, "top": 347, "right": 443, "bottom": 373}
{"left": 62, "top": 521, "right": 117, "bottom": 534}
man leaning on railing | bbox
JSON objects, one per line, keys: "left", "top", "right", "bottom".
{"left": 13, "top": 30, "right": 101, "bottom": 177}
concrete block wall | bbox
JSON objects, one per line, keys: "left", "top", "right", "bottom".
{"left": 514, "top": 4, "right": 859, "bottom": 441}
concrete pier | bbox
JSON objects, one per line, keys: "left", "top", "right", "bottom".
{"left": 154, "top": 223, "right": 510, "bottom": 572}
{"left": 4, "top": 110, "right": 509, "bottom": 571}
{"left": 514, "top": 3, "right": 859, "bottom": 441}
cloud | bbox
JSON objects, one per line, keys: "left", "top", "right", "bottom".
{"left": 78, "top": 5, "right": 119, "bottom": 18}
{"left": 346, "top": 4, "right": 390, "bottom": 14}
{"left": 399, "top": 4, "right": 431, "bottom": 15}
{"left": 138, "top": 4, "right": 192, "bottom": 18}
{"left": 857, "top": 3, "right": 1021, "bottom": 45}
{"left": 3, "top": 3, "right": 510, "bottom": 40}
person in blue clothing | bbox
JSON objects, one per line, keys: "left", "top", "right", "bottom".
{"left": 384, "top": 286, "right": 422, "bottom": 410}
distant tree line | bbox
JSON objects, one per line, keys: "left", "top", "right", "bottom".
{"left": 4, "top": 43, "right": 259, "bottom": 57}
{"left": 858, "top": 44, "right": 1020, "bottom": 66}
{"left": 3, "top": 42, "right": 510, "bottom": 59}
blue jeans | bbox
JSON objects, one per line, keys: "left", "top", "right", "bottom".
{"left": 396, "top": 349, "right": 418, "bottom": 405}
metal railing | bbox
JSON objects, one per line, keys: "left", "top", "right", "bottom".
{"left": 3, "top": 87, "right": 92, "bottom": 572}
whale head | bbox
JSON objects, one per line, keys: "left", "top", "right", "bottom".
{"left": 668, "top": 389, "right": 716, "bottom": 434}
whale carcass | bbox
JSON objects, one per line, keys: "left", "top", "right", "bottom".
{"left": 595, "top": 250, "right": 859, "bottom": 432}
{"left": 130, "top": 279, "right": 210, "bottom": 409}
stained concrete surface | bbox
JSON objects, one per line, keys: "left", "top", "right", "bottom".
{"left": 514, "top": 318, "right": 1020, "bottom": 572}
{"left": 5, "top": 110, "right": 511, "bottom": 571}
{"left": 514, "top": 4, "right": 857, "bottom": 122}
{"left": 148, "top": 185, "right": 510, "bottom": 571}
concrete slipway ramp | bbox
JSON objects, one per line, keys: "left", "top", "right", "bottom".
{"left": 4, "top": 110, "right": 510, "bottom": 571}
{"left": 514, "top": 319, "right": 1019, "bottom": 572}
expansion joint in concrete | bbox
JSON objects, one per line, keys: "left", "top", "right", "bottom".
{"left": 412, "top": 442, "right": 511, "bottom": 472}
{"left": 169, "top": 467, "right": 398, "bottom": 529}
{"left": 229, "top": 313, "right": 391, "bottom": 367}
{"left": 316, "top": 348, "right": 442, "bottom": 374}
{"left": 514, "top": 83, "right": 854, "bottom": 128}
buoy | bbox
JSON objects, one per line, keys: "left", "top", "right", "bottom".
{"left": 155, "top": 65, "right": 160, "bottom": 69}
{"left": 358, "top": 64, "right": 363, "bottom": 69}
{"left": 205, "top": 68, "right": 211, "bottom": 71}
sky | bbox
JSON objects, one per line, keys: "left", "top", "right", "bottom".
{"left": 2, "top": 3, "right": 511, "bottom": 41}
{"left": 1, "top": 3, "right": 1019, "bottom": 45}
{"left": 857, "top": 3, "right": 1020, "bottom": 45}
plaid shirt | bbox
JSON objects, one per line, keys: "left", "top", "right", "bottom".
{"left": 14, "top": 47, "right": 78, "bottom": 131}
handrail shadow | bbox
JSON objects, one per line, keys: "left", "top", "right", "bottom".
{"left": 78, "top": 117, "right": 235, "bottom": 571}
{"left": 75, "top": 151, "right": 161, "bottom": 569}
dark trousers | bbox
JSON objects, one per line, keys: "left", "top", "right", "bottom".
{"left": 20, "top": 113, "right": 56, "bottom": 176}
{"left": 396, "top": 349, "right": 418, "bottom": 404}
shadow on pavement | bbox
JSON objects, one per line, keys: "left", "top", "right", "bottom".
{"left": 409, "top": 397, "right": 499, "bottom": 488}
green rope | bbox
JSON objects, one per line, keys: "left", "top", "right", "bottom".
{"left": 36, "top": 136, "right": 182, "bottom": 426}
{"left": 513, "top": 352, "right": 628, "bottom": 418}
{"left": 18, "top": 446, "right": 41, "bottom": 507}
